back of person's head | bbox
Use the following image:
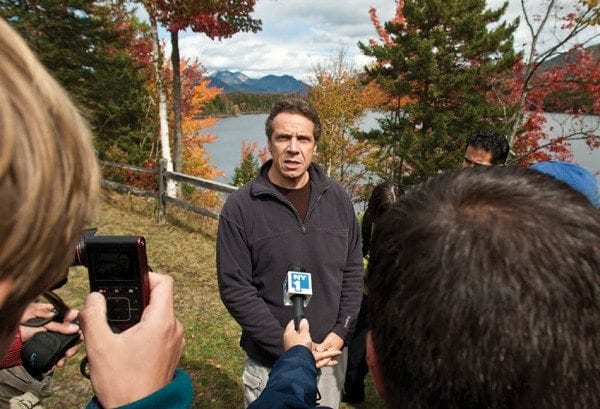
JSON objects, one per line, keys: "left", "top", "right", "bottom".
{"left": 366, "top": 181, "right": 405, "bottom": 222}
{"left": 367, "top": 166, "right": 599, "bottom": 408}
{"left": 465, "top": 130, "right": 509, "bottom": 165}
{"left": 362, "top": 181, "right": 404, "bottom": 257}
{"left": 530, "top": 160, "right": 599, "bottom": 207}
{"left": 265, "top": 97, "right": 321, "bottom": 142}
{"left": 0, "top": 18, "right": 99, "bottom": 351}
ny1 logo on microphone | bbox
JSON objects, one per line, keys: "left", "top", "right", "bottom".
{"left": 291, "top": 272, "right": 311, "bottom": 292}
{"left": 283, "top": 270, "right": 313, "bottom": 306}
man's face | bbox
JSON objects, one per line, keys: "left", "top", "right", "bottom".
{"left": 463, "top": 146, "right": 493, "bottom": 168}
{"left": 267, "top": 112, "right": 316, "bottom": 189}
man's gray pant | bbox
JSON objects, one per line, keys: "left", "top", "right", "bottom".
{"left": 243, "top": 349, "right": 347, "bottom": 408}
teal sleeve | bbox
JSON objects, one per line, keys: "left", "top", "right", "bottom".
{"left": 86, "top": 369, "right": 194, "bottom": 409}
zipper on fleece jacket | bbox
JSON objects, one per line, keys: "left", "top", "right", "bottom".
{"left": 302, "top": 188, "right": 328, "bottom": 231}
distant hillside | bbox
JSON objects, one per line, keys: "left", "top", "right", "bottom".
{"left": 208, "top": 70, "right": 310, "bottom": 94}
{"left": 539, "top": 43, "right": 600, "bottom": 71}
{"left": 536, "top": 43, "right": 599, "bottom": 113}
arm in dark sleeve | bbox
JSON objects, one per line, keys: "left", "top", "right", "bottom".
{"left": 217, "top": 211, "right": 285, "bottom": 357}
{"left": 332, "top": 202, "right": 364, "bottom": 342}
{"left": 248, "top": 346, "right": 318, "bottom": 409}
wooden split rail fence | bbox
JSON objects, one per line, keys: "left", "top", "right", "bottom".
{"left": 100, "top": 159, "right": 237, "bottom": 222}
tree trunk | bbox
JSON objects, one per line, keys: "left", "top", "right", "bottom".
{"left": 170, "top": 30, "right": 183, "bottom": 185}
{"left": 150, "top": 14, "right": 176, "bottom": 197}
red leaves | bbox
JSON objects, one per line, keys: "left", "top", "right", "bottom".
{"left": 509, "top": 44, "right": 600, "bottom": 163}
{"left": 257, "top": 146, "right": 270, "bottom": 164}
{"left": 586, "top": 135, "right": 600, "bottom": 149}
{"left": 150, "top": 0, "right": 260, "bottom": 40}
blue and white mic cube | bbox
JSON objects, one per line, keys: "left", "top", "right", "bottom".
{"left": 283, "top": 270, "right": 312, "bottom": 307}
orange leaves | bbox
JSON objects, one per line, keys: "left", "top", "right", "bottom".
{"left": 369, "top": 0, "right": 406, "bottom": 46}
{"left": 162, "top": 56, "right": 224, "bottom": 208}
{"left": 369, "top": 6, "right": 391, "bottom": 46}
{"left": 241, "top": 140, "right": 258, "bottom": 158}
{"left": 308, "top": 54, "right": 379, "bottom": 193}
{"left": 177, "top": 60, "right": 222, "bottom": 179}
{"left": 360, "top": 79, "right": 391, "bottom": 109}
{"left": 180, "top": 61, "right": 221, "bottom": 141}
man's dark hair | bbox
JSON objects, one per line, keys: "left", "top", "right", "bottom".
{"left": 367, "top": 167, "right": 600, "bottom": 408}
{"left": 265, "top": 98, "right": 321, "bottom": 142}
{"left": 466, "top": 131, "right": 510, "bottom": 165}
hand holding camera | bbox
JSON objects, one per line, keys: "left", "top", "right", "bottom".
{"left": 21, "top": 230, "right": 152, "bottom": 380}
{"left": 78, "top": 272, "right": 185, "bottom": 408}
{"left": 75, "top": 233, "right": 185, "bottom": 407}
{"left": 20, "top": 229, "right": 184, "bottom": 408}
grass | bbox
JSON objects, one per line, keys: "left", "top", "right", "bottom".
{"left": 43, "top": 190, "right": 385, "bottom": 408}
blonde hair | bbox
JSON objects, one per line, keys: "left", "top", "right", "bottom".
{"left": 0, "top": 18, "right": 99, "bottom": 324}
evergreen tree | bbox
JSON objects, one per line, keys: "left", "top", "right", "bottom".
{"left": 86, "top": 5, "right": 156, "bottom": 165}
{"left": 360, "top": 0, "right": 518, "bottom": 185}
{"left": 231, "top": 141, "right": 260, "bottom": 187}
{"left": 0, "top": 1, "right": 155, "bottom": 164}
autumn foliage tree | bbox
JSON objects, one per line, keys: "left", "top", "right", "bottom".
{"left": 149, "top": 0, "right": 261, "bottom": 179}
{"left": 501, "top": 0, "right": 600, "bottom": 166}
{"left": 163, "top": 58, "right": 224, "bottom": 209}
{"left": 308, "top": 49, "right": 387, "bottom": 202}
{"left": 360, "top": 0, "right": 518, "bottom": 186}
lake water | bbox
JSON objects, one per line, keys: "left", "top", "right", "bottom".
{"left": 202, "top": 112, "right": 600, "bottom": 184}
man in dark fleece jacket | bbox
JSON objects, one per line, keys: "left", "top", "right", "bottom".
{"left": 217, "top": 98, "right": 363, "bottom": 408}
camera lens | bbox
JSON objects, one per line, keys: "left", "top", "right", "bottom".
{"left": 71, "top": 228, "right": 97, "bottom": 267}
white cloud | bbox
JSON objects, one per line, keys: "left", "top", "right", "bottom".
{"left": 161, "top": 0, "right": 396, "bottom": 82}
{"left": 160, "top": 0, "right": 598, "bottom": 83}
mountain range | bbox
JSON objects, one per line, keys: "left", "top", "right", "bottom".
{"left": 208, "top": 44, "right": 599, "bottom": 95}
{"left": 208, "top": 71, "right": 309, "bottom": 94}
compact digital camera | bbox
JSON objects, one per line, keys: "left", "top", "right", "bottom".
{"left": 73, "top": 230, "right": 150, "bottom": 331}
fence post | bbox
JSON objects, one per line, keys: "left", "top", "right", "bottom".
{"left": 157, "top": 159, "right": 166, "bottom": 222}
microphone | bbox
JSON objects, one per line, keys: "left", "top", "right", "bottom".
{"left": 283, "top": 264, "right": 313, "bottom": 331}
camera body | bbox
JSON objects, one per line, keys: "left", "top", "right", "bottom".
{"left": 84, "top": 235, "right": 150, "bottom": 331}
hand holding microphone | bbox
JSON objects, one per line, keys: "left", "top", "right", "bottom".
{"left": 282, "top": 264, "right": 312, "bottom": 332}
{"left": 283, "top": 318, "right": 312, "bottom": 350}
{"left": 282, "top": 264, "right": 342, "bottom": 368}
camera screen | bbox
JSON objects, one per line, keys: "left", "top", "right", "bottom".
{"left": 90, "top": 250, "right": 138, "bottom": 281}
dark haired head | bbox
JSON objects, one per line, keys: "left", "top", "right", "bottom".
{"left": 465, "top": 131, "right": 509, "bottom": 165}
{"left": 367, "top": 167, "right": 599, "bottom": 408}
{"left": 265, "top": 98, "right": 321, "bottom": 142}
{"left": 362, "top": 181, "right": 404, "bottom": 257}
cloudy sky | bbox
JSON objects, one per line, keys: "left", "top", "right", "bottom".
{"left": 159, "top": 0, "right": 598, "bottom": 83}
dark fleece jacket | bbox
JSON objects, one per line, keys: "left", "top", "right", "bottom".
{"left": 217, "top": 160, "right": 363, "bottom": 367}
